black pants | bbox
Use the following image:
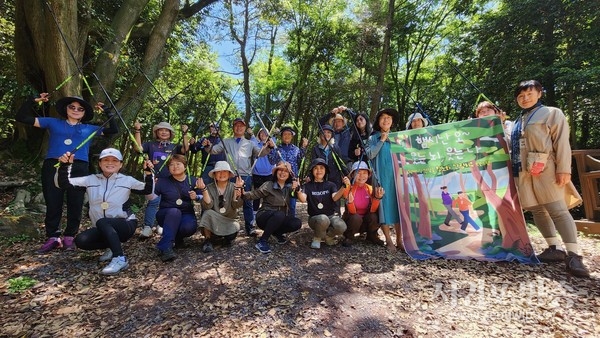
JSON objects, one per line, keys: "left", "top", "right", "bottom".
{"left": 74, "top": 218, "right": 137, "bottom": 257}
{"left": 42, "top": 158, "right": 88, "bottom": 238}
{"left": 256, "top": 210, "right": 301, "bottom": 241}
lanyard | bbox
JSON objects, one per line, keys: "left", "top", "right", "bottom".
{"left": 519, "top": 105, "right": 544, "bottom": 137}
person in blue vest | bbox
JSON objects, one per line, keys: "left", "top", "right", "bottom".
{"left": 15, "top": 92, "right": 118, "bottom": 254}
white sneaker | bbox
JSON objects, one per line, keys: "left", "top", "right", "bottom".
{"left": 99, "top": 248, "right": 113, "bottom": 262}
{"left": 101, "top": 256, "right": 129, "bottom": 275}
{"left": 140, "top": 226, "right": 152, "bottom": 238}
{"left": 155, "top": 226, "right": 163, "bottom": 235}
{"left": 311, "top": 238, "right": 321, "bottom": 249}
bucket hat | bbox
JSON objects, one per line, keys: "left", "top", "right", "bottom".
{"left": 152, "top": 122, "right": 175, "bottom": 140}
{"left": 209, "top": 161, "right": 235, "bottom": 178}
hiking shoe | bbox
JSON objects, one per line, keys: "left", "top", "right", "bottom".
{"left": 62, "top": 236, "right": 76, "bottom": 251}
{"left": 537, "top": 245, "right": 566, "bottom": 263}
{"left": 310, "top": 238, "right": 321, "bottom": 249}
{"left": 140, "top": 226, "right": 152, "bottom": 238}
{"left": 37, "top": 237, "right": 62, "bottom": 254}
{"left": 565, "top": 252, "right": 590, "bottom": 278}
{"left": 247, "top": 227, "right": 258, "bottom": 237}
{"left": 99, "top": 248, "right": 113, "bottom": 262}
{"left": 159, "top": 248, "right": 177, "bottom": 262}
{"left": 202, "top": 241, "right": 214, "bottom": 253}
{"left": 101, "top": 256, "right": 129, "bottom": 275}
{"left": 273, "top": 234, "right": 287, "bottom": 244}
{"left": 154, "top": 226, "right": 163, "bottom": 235}
{"left": 325, "top": 236, "right": 337, "bottom": 246}
{"left": 255, "top": 240, "right": 271, "bottom": 254}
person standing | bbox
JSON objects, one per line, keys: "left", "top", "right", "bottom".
{"left": 15, "top": 93, "right": 118, "bottom": 253}
{"left": 268, "top": 125, "right": 308, "bottom": 216}
{"left": 348, "top": 112, "right": 372, "bottom": 163}
{"left": 134, "top": 121, "right": 186, "bottom": 238}
{"left": 185, "top": 122, "right": 226, "bottom": 183}
{"left": 251, "top": 128, "right": 275, "bottom": 217}
{"left": 320, "top": 106, "right": 352, "bottom": 165}
{"left": 57, "top": 148, "right": 153, "bottom": 274}
{"left": 510, "top": 80, "right": 589, "bottom": 277}
{"left": 202, "top": 118, "right": 271, "bottom": 236}
{"left": 367, "top": 108, "right": 401, "bottom": 253}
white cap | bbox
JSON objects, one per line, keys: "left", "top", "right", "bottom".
{"left": 99, "top": 148, "right": 123, "bottom": 161}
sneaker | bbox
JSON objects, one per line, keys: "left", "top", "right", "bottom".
{"left": 101, "top": 256, "right": 129, "bottom": 275}
{"left": 159, "top": 248, "right": 177, "bottom": 262}
{"left": 273, "top": 234, "right": 287, "bottom": 244}
{"left": 325, "top": 236, "right": 336, "bottom": 246}
{"left": 565, "top": 252, "right": 590, "bottom": 278}
{"left": 202, "top": 241, "right": 214, "bottom": 253}
{"left": 155, "top": 226, "right": 163, "bottom": 235}
{"left": 62, "top": 236, "right": 76, "bottom": 251}
{"left": 99, "top": 248, "right": 113, "bottom": 262}
{"left": 255, "top": 240, "right": 271, "bottom": 254}
{"left": 310, "top": 238, "right": 321, "bottom": 249}
{"left": 537, "top": 245, "right": 567, "bottom": 263}
{"left": 140, "top": 226, "right": 152, "bottom": 238}
{"left": 37, "top": 237, "right": 62, "bottom": 254}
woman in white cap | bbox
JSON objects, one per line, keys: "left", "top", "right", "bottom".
{"left": 56, "top": 148, "right": 154, "bottom": 275}
{"left": 405, "top": 112, "right": 429, "bottom": 130}
{"left": 342, "top": 161, "right": 385, "bottom": 246}
{"left": 133, "top": 120, "right": 187, "bottom": 238}
{"left": 15, "top": 92, "right": 118, "bottom": 254}
{"left": 149, "top": 154, "right": 203, "bottom": 262}
{"left": 243, "top": 161, "right": 303, "bottom": 254}
{"left": 197, "top": 161, "right": 245, "bottom": 253}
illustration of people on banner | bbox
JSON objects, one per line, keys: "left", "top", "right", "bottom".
{"left": 388, "top": 116, "right": 538, "bottom": 263}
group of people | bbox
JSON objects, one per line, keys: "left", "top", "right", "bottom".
{"left": 14, "top": 79, "right": 590, "bottom": 278}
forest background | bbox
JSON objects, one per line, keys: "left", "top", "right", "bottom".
{"left": 1, "top": 0, "right": 599, "bottom": 175}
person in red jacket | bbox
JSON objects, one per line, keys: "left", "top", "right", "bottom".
{"left": 341, "top": 161, "right": 385, "bottom": 246}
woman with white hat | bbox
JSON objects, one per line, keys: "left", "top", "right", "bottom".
{"left": 405, "top": 112, "right": 429, "bottom": 130}
{"left": 197, "top": 161, "right": 245, "bottom": 253}
{"left": 15, "top": 92, "right": 118, "bottom": 254}
{"left": 56, "top": 148, "right": 153, "bottom": 275}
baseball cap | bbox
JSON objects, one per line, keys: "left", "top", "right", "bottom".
{"left": 99, "top": 148, "right": 123, "bottom": 161}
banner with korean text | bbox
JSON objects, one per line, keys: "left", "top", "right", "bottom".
{"left": 388, "top": 116, "right": 538, "bottom": 263}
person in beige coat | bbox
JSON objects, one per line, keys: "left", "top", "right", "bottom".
{"left": 510, "top": 80, "right": 589, "bottom": 278}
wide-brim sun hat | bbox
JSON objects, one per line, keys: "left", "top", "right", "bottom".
{"left": 373, "top": 108, "right": 398, "bottom": 132}
{"left": 349, "top": 161, "right": 371, "bottom": 177}
{"left": 405, "top": 112, "right": 428, "bottom": 129}
{"left": 328, "top": 113, "right": 347, "bottom": 127}
{"left": 308, "top": 158, "right": 330, "bottom": 175}
{"left": 152, "top": 122, "right": 175, "bottom": 140}
{"left": 209, "top": 161, "right": 235, "bottom": 178}
{"left": 272, "top": 161, "right": 292, "bottom": 176}
{"left": 55, "top": 96, "right": 94, "bottom": 122}
{"left": 99, "top": 148, "right": 123, "bottom": 161}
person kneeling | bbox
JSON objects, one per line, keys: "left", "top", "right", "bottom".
{"left": 244, "top": 161, "right": 302, "bottom": 254}
{"left": 57, "top": 148, "right": 153, "bottom": 275}
{"left": 342, "top": 161, "right": 385, "bottom": 246}
{"left": 198, "top": 161, "right": 244, "bottom": 253}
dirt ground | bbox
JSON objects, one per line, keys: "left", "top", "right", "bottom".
{"left": 1, "top": 198, "right": 599, "bottom": 338}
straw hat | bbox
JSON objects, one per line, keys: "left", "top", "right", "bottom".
{"left": 209, "top": 161, "right": 235, "bottom": 178}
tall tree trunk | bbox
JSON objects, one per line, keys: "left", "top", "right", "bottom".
{"left": 369, "top": 0, "right": 395, "bottom": 117}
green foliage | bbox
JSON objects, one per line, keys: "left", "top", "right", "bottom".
{"left": 7, "top": 276, "right": 37, "bottom": 294}
{"left": 0, "top": 234, "right": 32, "bottom": 247}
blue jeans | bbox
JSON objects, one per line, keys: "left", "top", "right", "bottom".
{"left": 232, "top": 175, "right": 254, "bottom": 233}
{"left": 155, "top": 208, "right": 197, "bottom": 251}
{"left": 144, "top": 196, "right": 161, "bottom": 227}
{"left": 460, "top": 210, "right": 480, "bottom": 231}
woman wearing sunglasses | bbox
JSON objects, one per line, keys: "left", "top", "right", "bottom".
{"left": 197, "top": 161, "right": 245, "bottom": 253}
{"left": 14, "top": 93, "right": 118, "bottom": 254}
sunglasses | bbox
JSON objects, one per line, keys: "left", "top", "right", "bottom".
{"left": 67, "top": 105, "right": 86, "bottom": 112}
{"left": 218, "top": 195, "right": 224, "bottom": 209}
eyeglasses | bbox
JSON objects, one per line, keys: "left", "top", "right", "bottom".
{"left": 67, "top": 105, "right": 86, "bottom": 112}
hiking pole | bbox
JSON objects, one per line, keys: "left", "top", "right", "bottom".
{"left": 342, "top": 108, "right": 381, "bottom": 187}
{"left": 314, "top": 118, "right": 349, "bottom": 177}
{"left": 449, "top": 62, "right": 500, "bottom": 112}
{"left": 397, "top": 81, "right": 434, "bottom": 128}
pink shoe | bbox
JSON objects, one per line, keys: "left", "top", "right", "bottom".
{"left": 62, "top": 236, "right": 76, "bottom": 251}
{"left": 37, "top": 237, "right": 62, "bottom": 254}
